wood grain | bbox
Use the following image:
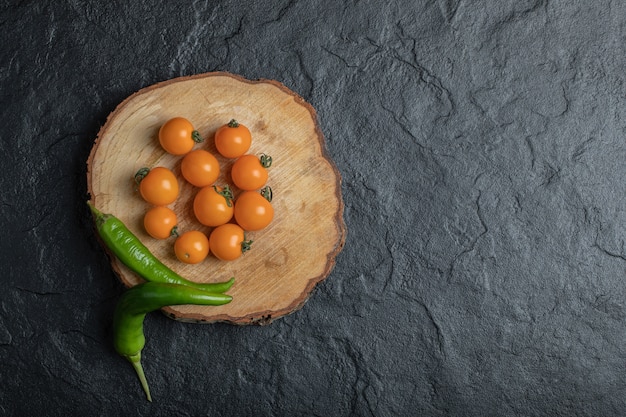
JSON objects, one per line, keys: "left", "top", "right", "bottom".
{"left": 87, "top": 72, "right": 345, "bottom": 325}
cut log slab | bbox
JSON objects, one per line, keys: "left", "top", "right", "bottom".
{"left": 87, "top": 72, "right": 346, "bottom": 325}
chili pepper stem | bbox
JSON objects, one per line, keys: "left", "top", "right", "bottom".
{"left": 126, "top": 352, "right": 152, "bottom": 402}
{"left": 87, "top": 201, "right": 107, "bottom": 228}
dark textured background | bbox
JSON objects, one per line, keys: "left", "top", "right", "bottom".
{"left": 1, "top": 1, "right": 625, "bottom": 416}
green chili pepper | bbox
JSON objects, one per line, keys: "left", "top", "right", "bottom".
{"left": 87, "top": 202, "right": 234, "bottom": 293}
{"left": 114, "top": 282, "right": 232, "bottom": 401}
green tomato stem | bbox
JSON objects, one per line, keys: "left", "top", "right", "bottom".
{"left": 214, "top": 184, "right": 234, "bottom": 207}
{"left": 260, "top": 186, "right": 273, "bottom": 202}
{"left": 227, "top": 119, "right": 239, "bottom": 128}
{"left": 134, "top": 167, "right": 150, "bottom": 185}
{"left": 241, "top": 235, "right": 253, "bottom": 254}
{"left": 260, "top": 154, "right": 272, "bottom": 168}
{"left": 191, "top": 130, "right": 203, "bottom": 143}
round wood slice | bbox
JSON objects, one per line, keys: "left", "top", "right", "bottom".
{"left": 87, "top": 72, "right": 345, "bottom": 325}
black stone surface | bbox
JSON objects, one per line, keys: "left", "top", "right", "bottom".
{"left": 1, "top": 1, "right": 625, "bottom": 416}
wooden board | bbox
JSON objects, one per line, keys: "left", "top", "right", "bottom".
{"left": 87, "top": 72, "right": 345, "bottom": 325}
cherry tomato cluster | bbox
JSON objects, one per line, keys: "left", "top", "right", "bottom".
{"left": 135, "top": 117, "right": 274, "bottom": 264}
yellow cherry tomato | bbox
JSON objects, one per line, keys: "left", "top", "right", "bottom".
{"left": 193, "top": 185, "right": 234, "bottom": 227}
{"left": 214, "top": 119, "right": 251, "bottom": 158}
{"left": 136, "top": 167, "right": 179, "bottom": 206}
{"left": 159, "top": 117, "right": 203, "bottom": 155}
{"left": 143, "top": 206, "right": 178, "bottom": 239}
{"left": 234, "top": 188, "right": 274, "bottom": 231}
{"left": 181, "top": 149, "right": 220, "bottom": 187}
{"left": 174, "top": 230, "right": 209, "bottom": 264}
{"left": 231, "top": 154, "right": 272, "bottom": 191}
{"left": 209, "top": 223, "right": 251, "bottom": 261}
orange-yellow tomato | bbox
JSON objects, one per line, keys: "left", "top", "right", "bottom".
{"left": 209, "top": 223, "right": 250, "bottom": 261}
{"left": 234, "top": 190, "right": 274, "bottom": 231}
{"left": 137, "top": 167, "right": 179, "bottom": 206}
{"left": 231, "top": 154, "right": 270, "bottom": 191}
{"left": 214, "top": 119, "right": 251, "bottom": 158}
{"left": 193, "top": 185, "right": 234, "bottom": 227}
{"left": 159, "top": 117, "right": 202, "bottom": 155}
{"left": 174, "top": 230, "right": 209, "bottom": 264}
{"left": 143, "top": 206, "right": 178, "bottom": 239}
{"left": 181, "top": 149, "right": 220, "bottom": 187}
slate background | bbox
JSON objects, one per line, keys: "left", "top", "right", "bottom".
{"left": 1, "top": 1, "right": 625, "bottom": 416}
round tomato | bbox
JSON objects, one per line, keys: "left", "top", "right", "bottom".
{"left": 159, "top": 117, "right": 203, "bottom": 155}
{"left": 143, "top": 206, "right": 178, "bottom": 239}
{"left": 234, "top": 189, "right": 274, "bottom": 231}
{"left": 214, "top": 119, "right": 251, "bottom": 158}
{"left": 193, "top": 185, "right": 234, "bottom": 227}
{"left": 181, "top": 149, "right": 220, "bottom": 187}
{"left": 231, "top": 154, "right": 272, "bottom": 191}
{"left": 136, "top": 167, "right": 179, "bottom": 205}
{"left": 209, "top": 223, "right": 251, "bottom": 261}
{"left": 174, "top": 230, "right": 209, "bottom": 264}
